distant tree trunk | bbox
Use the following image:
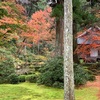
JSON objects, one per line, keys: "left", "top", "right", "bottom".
{"left": 24, "top": 45, "right": 27, "bottom": 55}
{"left": 37, "top": 41, "right": 40, "bottom": 54}
{"left": 73, "top": 23, "right": 80, "bottom": 63}
{"left": 55, "top": 0, "right": 64, "bottom": 56}
{"left": 64, "top": 0, "right": 74, "bottom": 100}
{"left": 55, "top": 17, "right": 64, "bottom": 56}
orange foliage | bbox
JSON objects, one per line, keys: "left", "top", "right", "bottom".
{"left": 0, "top": 1, "right": 55, "bottom": 50}
{"left": 1, "top": 1, "right": 26, "bottom": 19}
{"left": 0, "top": 28, "right": 11, "bottom": 34}
{"left": 75, "top": 26, "right": 100, "bottom": 59}
{"left": 22, "top": 7, "right": 55, "bottom": 44}
{"left": 0, "top": 17, "right": 18, "bottom": 24}
{"left": 0, "top": 1, "right": 27, "bottom": 44}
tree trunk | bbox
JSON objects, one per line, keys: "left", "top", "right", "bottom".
{"left": 54, "top": 0, "right": 64, "bottom": 56}
{"left": 55, "top": 17, "right": 64, "bottom": 56}
{"left": 73, "top": 23, "right": 80, "bottom": 63}
{"left": 64, "top": 0, "right": 74, "bottom": 100}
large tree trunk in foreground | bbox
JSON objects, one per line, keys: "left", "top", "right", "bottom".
{"left": 64, "top": 0, "right": 74, "bottom": 100}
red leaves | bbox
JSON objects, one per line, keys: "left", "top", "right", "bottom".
{"left": 75, "top": 26, "right": 100, "bottom": 59}
{"left": 19, "top": 42, "right": 32, "bottom": 47}
{"left": 0, "top": 1, "right": 55, "bottom": 50}
{"left": 0, "top": 28, "right": 11, "bottom": 34}
{"left": 0, "top": 17, "right": 17, "bottom": 24}
{"left": 24, "top": 7, "right": 55, "bottom": 44}
{"left": 0, "top": 1, "right": 27, "bottom": 45}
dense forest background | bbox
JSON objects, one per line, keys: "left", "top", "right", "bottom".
{"left": 0, "top": 0, "right": 100, "bottom": 87}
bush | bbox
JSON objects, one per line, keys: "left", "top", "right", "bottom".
{"left": 53, "top": 81, "right": 64, "bottom": 88}
{"left": 37, "top": 56, "right": 64, "bottom": 88}
{"left": 0, "top": 59, "right": 15, "bottom": 84}
{"left": 18, "top": 75, "right": 26, "bottom": 82}
{"left": 37, "top": 56, "right": 95, "bottom": 88}
{"left": 74, "top": 64, "right": 95, "bottom": 86}
{"left": 8, "top": 74, "right": 19, "bottom": 84}
{"left": 26, "top": 74, "right": 37, "bottom": 83}
{"left": 0, "top": 48, "right": 15, "bottom": 84}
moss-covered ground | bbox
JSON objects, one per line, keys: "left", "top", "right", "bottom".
{"left": 0, "top": 83, "right": 99, "bottom": 100}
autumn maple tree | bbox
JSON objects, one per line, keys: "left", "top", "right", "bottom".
{"left": 0, "top": 1, "right": 27, "bottom": 46}
{"left": 0, "top": 0, "right": 55, "bottom": 55}
{"left": 21, "top": 7, "right": 55, "bottom": 45}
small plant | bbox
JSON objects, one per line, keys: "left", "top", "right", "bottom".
{"left": 18, "top": 75, "right": 26, "bottom": 82}
{"left": 25, "top": 74, "right": 37, "bottom": 83}
{"left": 0, "top": 54, "right": 15, "bottom": 84}
{"left": 74, "top": 64, "right": 95, "bottom": 86}
{"left": 37, "top": 56, "right": 64, "bottom": 88}
{"left": 8, "top": 74, "right": 19, "bottom": 84}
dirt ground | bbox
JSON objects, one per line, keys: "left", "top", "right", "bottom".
{"left": 85, "top": 76, "right": 100, "bottom": 100}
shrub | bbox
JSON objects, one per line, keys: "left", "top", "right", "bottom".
{"left": 53, "top": 81, "right": 64, "bottom": 88}
{"left": 37, "top": 56, "right": 64, "bottom": 88}
{"left": 18, "top": 75, "right": 26, "bottom": 82}
{"left": 8, "top": 74, "right": 19, "bottom": 84}
{"left": 25, "top": 74, "right": 37, "bottom": 83}
{"left": 37, "top": 56, "right": 95, "bottom": 88}
{"left": 0, "top": 59, "right": 15, "bottom": 84}
{"left": 0, "top": 48, "right": 15, "bottom": 84}
{"left": 74, "top": 64, "right": 95, "bottom": 86}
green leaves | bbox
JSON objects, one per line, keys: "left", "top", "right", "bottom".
{"left": 51, "top": 4, "right": 63, "bottom": 20}
{"left": 0, "top": 8, "right": 8, "bottom": 18}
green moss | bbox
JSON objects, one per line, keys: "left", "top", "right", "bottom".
{"left": 0, "top": 83, "right": 99, "bottom": 100}
{"left": 75, "top": 87, "right": 99, "bottom": 100}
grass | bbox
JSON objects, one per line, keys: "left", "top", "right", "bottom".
{"left": 0, "top": 83, "right": 99, "bottom": 100}
{"left": 75, "top": 87, "right": 99, "bottom": 100}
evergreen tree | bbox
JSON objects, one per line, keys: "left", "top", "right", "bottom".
{"left": 73, "top": 0, "right": 97, "bottom": 32}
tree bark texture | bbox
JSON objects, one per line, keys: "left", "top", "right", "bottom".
{"left": 64, "top": 0, "right": 74, "bottom": 100}
{"left": 55, "top": 17, "right": 64, "bottom": 56}
{"left": 73, "top": 23, "right": 79, "bottom": 63}
{"left": 55, "top": 0, "right": 64, "bottom": 56}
